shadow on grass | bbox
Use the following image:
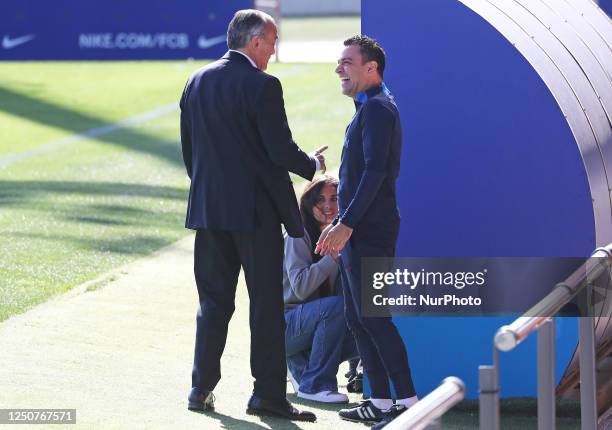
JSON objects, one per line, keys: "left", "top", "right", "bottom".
{"left": 0, "top": 86, "right": 182, "bottom": 167}
{"left": 191, "top": 409, "right": 306, "bottom": 430}
{"left": 0, "top": 180, "right": 187, "bottom": 231}
{"left": 287, "top": 393, "right": 353, "bottom": 413}
{"left": 451, "top": 398, "right": 580, "bottom": 418}
{"left": 67, "top": 215, "right": 133, "bottom": 226}
{"left": 442, "top": 398, "right": 581, "bottom": 429}
{"left": 257, "top": 415, "right": 304, "bottom": 430}
{"left": 0, "top": 180, "right": 187, "bottom": 206}
{"left": 188, "top": 410, "right": 268, "bottom": 430}
{"left": 11, "top": 232, "right": 169, "bottom": 255}
{"left": 89, "top": 204, "right": 154, "bottom": 215}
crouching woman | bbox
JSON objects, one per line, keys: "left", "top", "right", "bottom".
{"left": 283, "top": 175, "right": 359, "bottom": 403}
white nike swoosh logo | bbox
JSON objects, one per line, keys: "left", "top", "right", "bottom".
{"left": 2, "top": 34, "right": 36, "bottom": 49}
{"left": 197, "top": 35, "right": 226, "bottom": 49}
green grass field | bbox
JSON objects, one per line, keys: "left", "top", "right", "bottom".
{"left": 0, "top": 60, "right": 354, "bottom": 322}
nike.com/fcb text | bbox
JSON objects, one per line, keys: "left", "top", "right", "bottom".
{"left": 78, "top": 33, "right": 189, "bottom": 49}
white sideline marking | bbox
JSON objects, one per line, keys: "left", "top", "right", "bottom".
{"left": 0, "top": 102, "right": 178, "bottom": 169}
{"left": 0, "top": 65, "right": 314, "bottom": 170}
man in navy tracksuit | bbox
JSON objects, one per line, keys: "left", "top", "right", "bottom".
{"left": 316, "top": 36, "right": 418, "bottom": 429}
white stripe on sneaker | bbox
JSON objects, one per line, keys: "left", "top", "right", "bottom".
{"left": 357, "top": 408, "right": 365, "bottom": 420}
{"left": 365, "top": 406, "right": 374, "bottom": 419}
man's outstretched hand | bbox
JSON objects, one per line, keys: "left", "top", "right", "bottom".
{"left": 310, "top": 145, "right": 328, "bottom": 173}
{"left": 315, "top": 222, "right": 353, "bottom": 256}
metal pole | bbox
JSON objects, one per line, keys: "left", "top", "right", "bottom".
{"left": 493, "top": 344, "right": 500, "bottom": 427}
{"left": 495, "top": 245, "right": 612, "bottom": 353}
{"left": 579, "top": 314, "right": 597, "bottom": 430}
{"left": 537, "top": 318, "right": 556, "bottom": 430}
{"left": 479, "top": 353, "right": 500, "bottom": 430}
{"left": 384, "top": 377, "right": 464, "bottom": 430}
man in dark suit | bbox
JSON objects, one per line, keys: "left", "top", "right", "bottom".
{"left": 180, "top": 9, "right": 325, "bottom": 421}
{"left": 317, "top": 36, "right": 418, "bottom": 429}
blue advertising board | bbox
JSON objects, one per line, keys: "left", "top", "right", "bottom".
{"left": 362, "top": 0, "right": 609, "bottom": 399}
{"left": 1, "top": 0, "right": 252, "bottom": 60}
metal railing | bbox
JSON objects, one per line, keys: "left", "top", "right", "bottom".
{"left": 385, "top": 377, "right": 465, "bottom": 430}
{"left": 480, "top": 244, "right": 612, "bottom": 430}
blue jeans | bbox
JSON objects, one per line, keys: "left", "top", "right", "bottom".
{"left": 285, "top": 296, "right": 359, "bottom": 394}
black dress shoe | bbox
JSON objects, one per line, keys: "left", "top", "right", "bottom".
{"left": 187, "top": 387, "right": 215, "bottom": 412}
{"left": 246, "top": 395, "right": 316, "bottom": 422}
{"left": 347, "top": 372, "right": 363, "bottom": 393}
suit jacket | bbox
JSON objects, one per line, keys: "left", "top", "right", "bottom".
{"left": 180, "top": 51, "right": 316, "bottom": 237}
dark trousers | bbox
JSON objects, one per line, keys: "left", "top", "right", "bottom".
{"left": 340, "top": 239, "right": 416, "bottom": 399}
{"left": 191, "top": 203, "right": 287, "bottom": 401}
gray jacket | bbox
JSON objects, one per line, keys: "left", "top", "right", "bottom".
{"left": 283, "top": 229, "right": 340, "bottom": 309}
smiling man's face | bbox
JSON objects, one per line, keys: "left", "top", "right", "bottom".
{"left": 335, "top": 45, "right": 376, "bottom": 98}
{"left": 252, "top": 22, "right": 277, "bottom": 71}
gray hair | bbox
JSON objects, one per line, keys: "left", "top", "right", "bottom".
{"left": 227, "top": 9, "right": 274, "bottom": 50}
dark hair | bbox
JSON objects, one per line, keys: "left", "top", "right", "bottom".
{"left": 299, "top": 175, "right": 339, "bottom": 261}
{"left": 343, "top": 35, "right": 386, "bottom": 78}
{"left": 227, "top": 9, "right": 273, "bottom": 49}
